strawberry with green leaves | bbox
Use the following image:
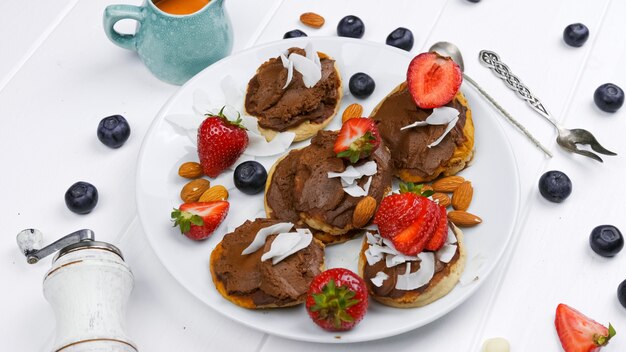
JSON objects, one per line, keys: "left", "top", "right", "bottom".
{"left": 374, "top": 182, "right": 447, "bottom": 255}
{"left": 333, "top": 118, "right": 381, "bottom": 163}
{"left": 197, "top": 108, "right": 248, "bottom": 178}
{"left": 305, "top": 268, "right": 368, "bottom": 331}
{"left": 171, "top": 201, "right": 229, "bottom": 240}
{"left": 555, "top": 303, "right": 616, "bottom": 352}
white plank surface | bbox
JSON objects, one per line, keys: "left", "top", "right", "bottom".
{"left": 3, "top": 0, "right": 626, "bottom": 351}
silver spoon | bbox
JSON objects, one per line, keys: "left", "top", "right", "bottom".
{"left": 478, "top": 49, "right": 616, "bottom": 162}
{"left": 428, "top": 41, "right": 553, "bottom": 158}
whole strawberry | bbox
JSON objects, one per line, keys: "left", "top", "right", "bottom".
{"left": 333, "top": 118, "right": 381, "bottom": 163}
{"left": 197, "top": 108, "right": 248, "bottom": 178}
{"left": 305, "top": 268, "right": 368, "bottom": 331}
{"left": 171, "top": 201, "right": 229, "bottom": 240}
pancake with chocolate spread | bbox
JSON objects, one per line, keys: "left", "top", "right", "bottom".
{"left": 370, "top": 82, "right": 474, "bottom": 183}
{"left": 264, "top": 130, "right": 392, "bottom": 242}
{"left": 210, "top": 218, "right": 325, "bottom": 309}
{"left": 244, "top": 48, "right": 342, "bottom": 142}
{"left": 358, "top": 224, "right": 466, "bottom": 308}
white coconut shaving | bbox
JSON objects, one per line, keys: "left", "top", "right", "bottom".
{"left": 400, "top": 106, "right": 460, "bottom": 147}
{"left": 370, "top": 271, "right": 390, "bottom": 288}
{"left": 280, "top": 43, "right": 323, "bottom": 89}
{"left": 395, "top": 252, "right": 436, "bottom": 290}
{"left": 260, "top": 229, "right": 313, "bottom": 264}
{"left": 327, "top": 161, "right": 377, "bottom": 197}
{"left": 241, "top": 222, "right": 294, "bottom": 255}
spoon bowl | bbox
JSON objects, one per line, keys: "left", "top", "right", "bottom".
{"left": 429, "top": 41, "right": 465, "bottom": 72}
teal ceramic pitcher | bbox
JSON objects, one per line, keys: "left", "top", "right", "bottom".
{"left": 103, "top": 0, "right": 233, "bottom": 85}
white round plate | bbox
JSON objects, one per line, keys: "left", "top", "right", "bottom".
{"left": 136, "top": 37, "right": 520, "bottom": 343}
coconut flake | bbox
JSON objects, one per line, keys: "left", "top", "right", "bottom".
{"left": 395, "top": 252, "right": 436, "bottom": 290}
{"left": 327, "top": 161, "right": 377, "bottom": 196}
{"left": 365, "top": 248, "right": 383, "bottom": 266}
{"left": 221, "top": 75, "right": 243, "bottom": 107}
{"left": 385, "top": 252, "right": 419, "bottom": 268}
{"left": 428, "top": 115, "right": 459, "bottom": 148}
{"left": 305, "top": 42, "right": 321, "bottom": 68}
{"left": 261, "top": 229, "right": 313, "bottom": 264}
{"left": 241, "top": 222, "right": 294, "bottom": 255}
{"left": 446, "top": 227, "right": 458, "bottom": 244}
{"left": 436, "top": 244, "right": 457, "bottom": 263}
{"left": 370, "top": 272, "right": 389, "bottom": 287}
{"left": 365, "top": 231, "right": 381, "bottom": 245}
{"left": 279, "top": 45, "right": 323, "bottom": 89}
{"left": 245, "top": 130, "right": 295, "bottom": 157}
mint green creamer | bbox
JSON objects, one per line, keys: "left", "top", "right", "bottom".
{"left": 103, "top": 0, "right": 233, "bottom": 85}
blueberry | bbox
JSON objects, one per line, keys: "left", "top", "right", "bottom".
{"left": 349, "top": 73, "right": 375, "bottom": 99}
{"left": 467, "top": 0, "right": 481, "bottom": 3}
{"left": 618, "top": 280, "right": 626, "bottom": 309}
{"left": 386, "top": 27, "right": 414, "bottom": 51}
{"left": 283, "top": 29, "right": 307, "bottom": 39}
{"left": 594, "top": 83, "right": 624, "bottom": 113}
{"left": 538, "top": 170, "right": 572, "bottom": 203}
{"left": 563, "top": 23, "right": 589, "bottom": 47}
{"left": 337, "top": 15, "right": 365, "bottom": 39}
{"left": 97, "top": 115, "right": 130, "bottom": 148}
{"left": 234, "top": 161, "right": 267, "bottom": 195}
{"left": 65, "top": 181, "right": 98, "bottom": 214}
{"left": 589, "top": 225, "right": 624, "bottom": 257}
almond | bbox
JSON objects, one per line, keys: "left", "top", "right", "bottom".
{"left": 300, "top": 12, "right": 325, "bottom": 28}
{"left": 199, "top": 185, "right": 229, "bottom": 202}
{"left": 447, "top": 210, "right": 482, "bottom": 227}
{"left": 180, "top": 179, "right": 210, "bottom": 203}
{"left": 178, "top": 162, "right": 203, "bottom": 179}
{"left": 432, "top": 176, "right": 466, "bottom": 192}
{"left": 432, "top": 192, "right": 451, "bottom": 208}
{"left": 451, "top": 181, "right": 473, "bottom": 211}
{"left": 342, "top": 103, "right": 363, "bottom": 123}
{"left": 421, "top": 184, "right": 434, "bottom": 192}
{"left": 353, "top": 196, "right": 377, "bottom": 228}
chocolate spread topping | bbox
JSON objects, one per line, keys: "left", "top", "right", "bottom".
{"left": 363, "top": 240, "right": 460, "bottom": 299}
{"left": 266, "top": 130, "right": 392, "bottom": 230}
{"left": 244, "top": 48, "right": 341, "bottom": 132}
{"left": 213, "top": 218, "right": 324, "bottom": 306}
{"left": 370, "top": 84, "right": 468, "bottom": 178}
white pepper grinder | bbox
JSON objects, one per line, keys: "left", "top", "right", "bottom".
{"left": 17, "top": 228, "right": 137, "bottom": 352}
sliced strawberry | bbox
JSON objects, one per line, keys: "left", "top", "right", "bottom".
{"left": 392, "top": 199, "right": 438, "bottom": 255}
{"left": 425, "top": 205, "right": 448, "bottom": 251}
{"left": 374, "top": 192, "right": 423, "bottom": 239}
{"left": 197, "top": 108, "right": 248, "bottom": 178}
{"left": 555, "top": 303, "right": 616, "bottom": 352}
{"left": 171, "top": 201, "right": 229, "bottom": 240}
{"left": 407, "top": 52, "right": 463, "bottom": 109}
{"left": 333, "top": 118, "right": 381, "bottom": 163}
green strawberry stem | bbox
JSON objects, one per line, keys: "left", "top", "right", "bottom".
{"left": 171, "top": 208, "right": 204, "bottom": 234}
{"left": 399, "top": 182, "right": 434, "bottom": 197}
{"left": 596, "top": 323, "right": 617, "bottom": 346}
{"left": 309, "top": 279, "right": 360, "bottom": 329}
{"left": 336, "top": 132, "right": 376, "bottom": 164}
{"left": 205, "top": 106, "right": 247, "bottom": 130}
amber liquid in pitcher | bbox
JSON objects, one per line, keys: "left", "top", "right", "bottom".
{"left": 154, "top": 0, "right": 210, "bottom": 15}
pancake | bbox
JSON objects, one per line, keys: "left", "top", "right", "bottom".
{"left": 358, "top": 224, "right": 466, "bottom": 308}
{"left": 210, "top": 218, "right": 325, "bottom": 309}
{"left": 370, "top": 82, "right": 474, "bottom": 183}
{"left": 245, "top": 50, "right": 343, "bottom": 142}
{"left": 264, "top": 130, "right": 393, "bottom": 241}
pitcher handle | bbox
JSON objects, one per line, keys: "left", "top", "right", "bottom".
{"left": 103, "top": 4, "right": 145, "bottom": 51}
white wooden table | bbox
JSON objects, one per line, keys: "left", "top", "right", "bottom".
{"left": 3, "top": 0, "right": 626, "bottom": 350}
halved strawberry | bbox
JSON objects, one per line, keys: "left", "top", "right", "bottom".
{"left": 333, "top": 118, "right": 381, "bottom": 163}
{"left": 555, "top": 303, "right": 616, "bottom": 352}
{"left": 407, "top": 52, "right": 463, "bottom": 109}
{"left": 425, "top": 205, "right": 448, "bottom": 251}
{"left": 171, "top": 201, "right": 229, "bottom": 240}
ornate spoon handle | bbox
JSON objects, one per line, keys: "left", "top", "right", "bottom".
{"left": 479, "top": 50, "right": 559, "bottom": 128}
